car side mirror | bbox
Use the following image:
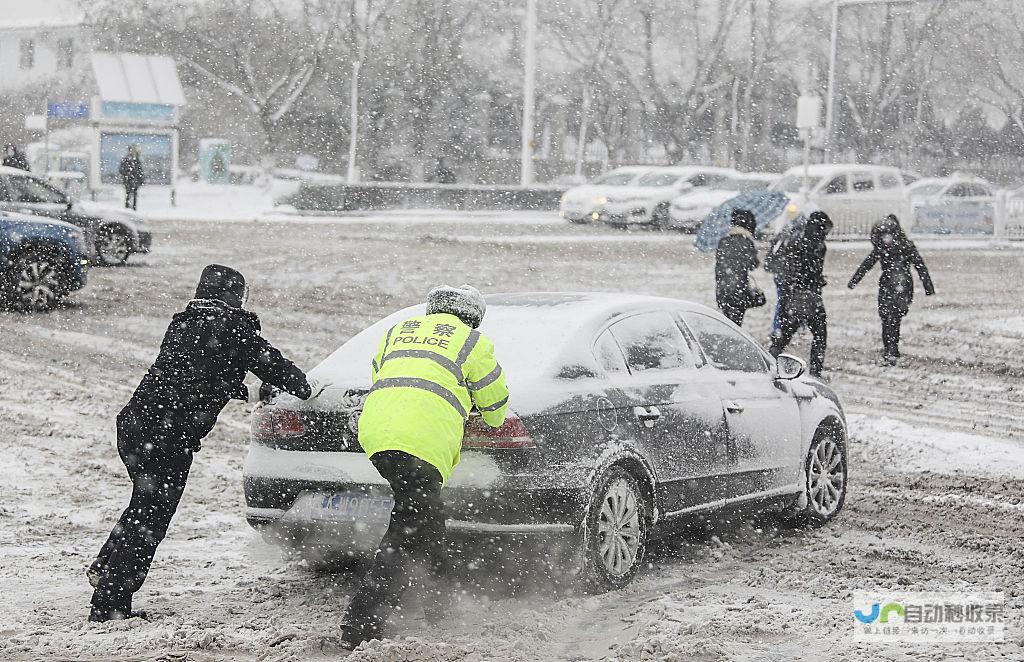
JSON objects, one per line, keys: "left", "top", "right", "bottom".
{"left": 775, "top": 354, "right": 805, "bottom": 380}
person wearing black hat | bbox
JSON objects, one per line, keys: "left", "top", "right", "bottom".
{"left": 87, "top": 264, "right": 327, "bottom": 622}
{"left": 715, "top": 208, "right": 765, "bottom": 326}
{"left": 769, "top": 211, "right": 833, "bottom": 377}
{"left": 848, "top": 214, "right": 935, "bottom": 365}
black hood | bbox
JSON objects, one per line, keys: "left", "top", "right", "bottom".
{"left": 194, "top": 264, "right": 247, "bottom": 308}
{"left": 731, "top": 208, "right": 757, "bottom": 234}
{"left": 870, "top": 215, "right": 907, "bottom": 250}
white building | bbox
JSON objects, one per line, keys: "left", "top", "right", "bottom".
{"left": 0, "top": 0, "right": 87, "bottom": 91}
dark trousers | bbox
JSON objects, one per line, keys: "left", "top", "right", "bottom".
{"left": 89, "top": 410, "right": 192, "bottom": 615}
{"left": 881, "top": 313, "right": 903, "bottom": 358}
{"left": 342, "top": 450, "right": 450, "bottom": 642}
{"left": 125, "top": 187, "right": 139, "bottom": 210}
{"left": 719, "top": 302, "right": 746, "bottom": 327}
{"left": 770, "top": 302, "right": 828, "bottom": 376}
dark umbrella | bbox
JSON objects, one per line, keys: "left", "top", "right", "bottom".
{"left": 694, "top": 191, "right": 790, "bottom": 252}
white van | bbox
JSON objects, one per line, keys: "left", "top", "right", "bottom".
{"left": 768, "top": 164, "right": 908, "bottom": 236}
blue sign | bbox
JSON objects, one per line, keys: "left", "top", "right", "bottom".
{"left": 100, "top": 102, "right": 175, "bottom": 123}
{"left": 47, "top": 102, "right": 90, "bottom": 119}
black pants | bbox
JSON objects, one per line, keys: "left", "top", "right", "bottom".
{"left": 770, "top": 301, "right": 828, "bottom": 376}
{"left": 881, "top": 313, "right": 903, "bottom": 358}
{"left": 90, "top": 410, "right": 192, "bottom": 615}
{"left": 342, "top": 450, "right": 450, "bottom": 642}
{"left": 125, "top": 187, "right": 139, "bottom": 210}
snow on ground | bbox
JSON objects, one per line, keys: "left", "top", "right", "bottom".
{"left": 1, "top": 208, "right": 1023, "bottom": 660}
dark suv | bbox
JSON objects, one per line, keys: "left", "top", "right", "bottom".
{"left": 0, "top": 166, "right": 152, "bottom": 266}
{"left": 1, "top": 211, "right": 90, "bottom": 311}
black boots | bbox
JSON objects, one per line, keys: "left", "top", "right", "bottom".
{"left": 88, "top": 603, "right": 148, "bottom": 623}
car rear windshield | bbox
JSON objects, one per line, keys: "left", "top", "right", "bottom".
{"left": 772, "top": 174, "right": 822, "bottom": 193}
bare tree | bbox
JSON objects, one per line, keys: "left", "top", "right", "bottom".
{"left": 339, "top": 0, "right": 392, "bottom": 182}
{"left": 90, "top": 0, "right": 341, "bottom": 162}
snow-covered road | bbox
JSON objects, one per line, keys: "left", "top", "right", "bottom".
{"left": 1, "top": 212, "right": 1022, "bottom": 660}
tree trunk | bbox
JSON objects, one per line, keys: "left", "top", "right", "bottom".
{"left": 574, "top": 80, "right": 591, "bottom": 179}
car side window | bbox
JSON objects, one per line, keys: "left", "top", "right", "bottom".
{"left": 823, "top": 176, "right": 847, "bottom": 195}
{"left": 682, "top": 313, "right": 768, "bottom": 373}
{"left": 851, "top": 176, "right": 874, "bottom": 192}
{"left": 689, "top": 173, "right": 708, "bottom": 187}
{"left": 593, "top": 329, "right": 627, "bottom": 374}
{"left": 967, "top": 184, "right": 991, "bottom": 197}
{"left": 609, "top": 311, "right": 693, "bottom": 373}
{"left": 8, "top": 176, "right": 66, "bottom": 204}
{"left": 879, "top": 173, "right": 900, "bottom": 189}
{"left": 946, "top": 184, "right": 970, "bottom": 197}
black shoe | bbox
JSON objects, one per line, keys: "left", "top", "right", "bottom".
{"left": 89, "top": 606, "right": 148, "bottom": 623}
{"left": 339, "top": 624, "right": 380, "bottom": 650}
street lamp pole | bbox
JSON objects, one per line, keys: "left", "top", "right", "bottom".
{"left": 520, "top": 0, "right": 537, "bottom": 186}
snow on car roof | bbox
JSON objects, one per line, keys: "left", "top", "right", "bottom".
{"left": 780, "top": 163, "right": 901, "bottom": 177}
{"left": 313, "top": 292, "right": 706, "bottom": 391}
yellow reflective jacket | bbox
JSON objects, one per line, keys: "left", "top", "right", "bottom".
{"left": 357, "top": 313, "right": 509, "bottom": 482}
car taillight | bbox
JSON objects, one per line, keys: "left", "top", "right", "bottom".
{"left": 463, "top": 415, "right": 535, "bottom": 449}
{"left": 275, "top": 409, "right": 304, "bottom": 437}
{"left": 251, "top": 406, "right": 305, "bottom": 441}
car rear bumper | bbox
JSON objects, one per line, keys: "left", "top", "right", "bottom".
{"left": 242, "top": 444, "right": 587, "bottom": 535}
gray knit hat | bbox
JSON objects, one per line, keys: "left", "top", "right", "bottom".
{"left": 426, "top": 284, "right": 486, "bottom": 328}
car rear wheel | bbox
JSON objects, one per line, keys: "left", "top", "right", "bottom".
{"left": 786, "top": 427, "right": 847, "bottom": 526}
{"left": 579, "top": 466, "right": 649, "bottom": 592}
{"left": 7, "top": 249, "right": 64, "bottom": 312}
{"left": 96, "top": 225, "right": 131, "bottom": 266}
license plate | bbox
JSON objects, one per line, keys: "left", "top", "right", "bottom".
{"left": 312, "top": 492, "right": 394, "bottom": 523}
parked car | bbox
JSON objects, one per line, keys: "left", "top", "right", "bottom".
{"left": 1, "top": 210, "right": 90, "bottom": 311}
{"left": 559, "top": 166, "right": 654, "bottom": 223}
{"left": 906, "top": 174, "right": 997, "bottom": 234}
{"left": 0, "top": 166, "right": 152, "bottom": 266}
{"left": 668, "top": 172, "right": 779, "bottom": 232}
{"left": 562, "top": 166, "right": 739, "bottom": 228}
{"left": 243, "top": 292, "right": 849, "bottom": 590}
{"left": 766, "top": 164, "right": 907, "bottom": 236}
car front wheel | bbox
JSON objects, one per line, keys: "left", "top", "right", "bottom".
{"left": 96, "top": 225, "right": 132, "bottom": 266}
{"left": 787, "top": 427, "right": 848, "bottom": 526}
{"left": 7, "top": 249, "right": 64, "bottom": 312}
{"left": 579, "top": 466, "right": 649, "bottom": 591}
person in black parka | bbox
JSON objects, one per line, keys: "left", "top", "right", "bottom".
{"left": 3, "top": 143, "right": 30, "bottom": 171}
{"left": 715, "top": 209, "right": 764, "bottom": 326}
{"left": 87, "top": 264, "right": 327, "bottom": 622}
{"left": 769, "top": 211, "right": 832, "bottom": 377}
{"left": 848, "top": 215, "right": 935, "bottom": 364}
{"left": 119, "top": 145, "right": 145, "bottom": 210}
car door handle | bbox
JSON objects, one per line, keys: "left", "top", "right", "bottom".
{"left": 725, "top": 401, "right": 745, "bottom": 414}
{"left": 633, "top": 406, "right": 661, "bottom": 427}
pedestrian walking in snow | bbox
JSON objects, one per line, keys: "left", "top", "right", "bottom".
{"left": 769, "top": 211, "right": 832, "bottom": 377}
{"left": 847, "top": 215, "right": 935, "bottom": 365}
{"left": 340, "top": 284, "right": 509, "bottom": 649}
{"left": 3, "top": 142, "right": 30, "bottom": 171}
{"left": 715, "top": 208, "right": 765, "bottom": 326}
{"left": 119, "top": 145, "right": 145, "bottom": 210}
{"left": 87, "top": 264, "right": 326, "bottom": 622}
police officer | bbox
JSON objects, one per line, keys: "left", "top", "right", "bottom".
{"left": 87, "top": 264, "right": 326, "bottom": 622}
{"left": 340, "top": 284, "right": 509, "bottom": 649}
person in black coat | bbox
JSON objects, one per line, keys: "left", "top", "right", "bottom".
{"left": 3, "top": 143, "right": 30, "bottom": 171}
{"left": 87, "top": 264, "right": 327, "bottom": 622}
{"left": 848, "top": 215, "right": 935, "bottom": 364}
{"left": 715, "top": 209, "right": 764, "bottom": 326}
{"left": 769, "top": 211, "right": 832, "bottom": 377}
{"left": 119, "top": 145, "right": 145, "bottom": 210}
